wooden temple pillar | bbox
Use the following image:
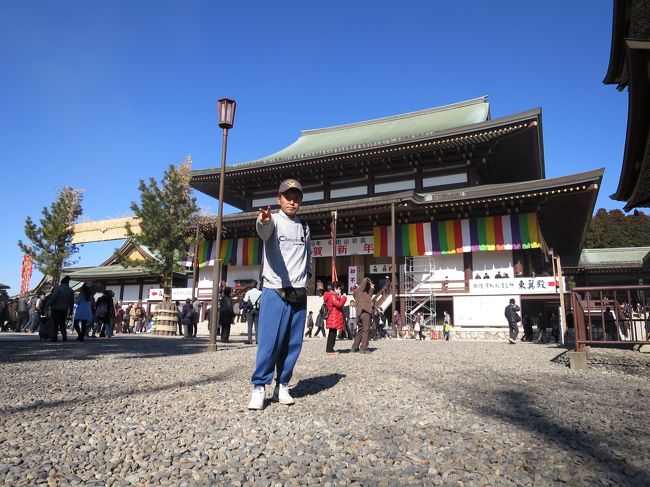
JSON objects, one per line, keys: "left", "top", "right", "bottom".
{"left": 391, "top": 202, "right": 398, "bottom": 337}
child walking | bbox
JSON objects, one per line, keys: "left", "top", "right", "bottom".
{"left": 443, "top": 311, "right": 453, "bottom": 341}
{"left": 304, "top": 311, "right": 314, "bottom": 338}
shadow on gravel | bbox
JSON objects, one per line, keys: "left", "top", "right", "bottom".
{"left": 2, "top": 366, "right": 236, "bottom": 415}
{"left": 475, "top": 389, "right": 650, "bottom": 485}
{"left": 550, "top": 349, "right": 569, "bottom": 366}
{"left": 291, "top": 373, "right": 346, "bottom": 398}
{"left": 0, "top": 336, "right": 246, "bottom": 365}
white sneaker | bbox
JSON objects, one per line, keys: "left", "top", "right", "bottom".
{"left": 272, "top": 383, "right": 295, "bottom": 405}
{"left": 247, "top": 385, "right": 266, "bottom": 410}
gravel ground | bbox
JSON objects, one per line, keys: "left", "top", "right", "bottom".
{"left": 0, "top": 334, "right": 649, "bottom": 486}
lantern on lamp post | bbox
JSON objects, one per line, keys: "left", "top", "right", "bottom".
{"left": 207, "top": 97, "right": 237, "bottom": 352}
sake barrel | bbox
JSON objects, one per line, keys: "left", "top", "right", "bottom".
{"left": 153, "top": 300, "right": 179, "bottom": 335}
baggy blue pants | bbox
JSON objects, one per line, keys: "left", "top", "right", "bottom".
{"left": 251, "top": 288, "right": 306, "bottom": 386}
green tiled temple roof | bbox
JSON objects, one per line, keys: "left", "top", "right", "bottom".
{"left": 66, "top": 265, "right": 156, "bottom": 280}
{"left": 578, "top": 247, "right": 650, "bottom": 268}
{"left": 235, "top": 97, "right": 490, "bottom": 166}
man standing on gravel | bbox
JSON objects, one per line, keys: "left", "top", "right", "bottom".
{"left": 48, "top": 276, "right": 75, "bottom": 341}
{"left": 248, "top": 179, "right": 312, "bottom": 410}
{"left": 243, "top": 280, "right": 262, "bottom": 345}
{"left": 351, "top": 277, "right": 375, "bottom": 353}
{"left": 504, "top": 298, "right": 521, "bottom": 344}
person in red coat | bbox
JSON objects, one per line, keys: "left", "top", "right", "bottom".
{"left": 323, "top": 281, "right": 347, "bottom": 355}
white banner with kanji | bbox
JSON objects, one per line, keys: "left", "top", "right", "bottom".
{"left": 469, "top": 277, "right": 566, "bottom": 295}
{"left": 311, "top": 236, "right": 373, "bottom": 257}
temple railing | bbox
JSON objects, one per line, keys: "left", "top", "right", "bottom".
{"left": 571, "top": 285, "right": 650, "bottom": 351}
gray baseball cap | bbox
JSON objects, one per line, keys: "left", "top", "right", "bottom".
{"left": 278, "top": 179, "right": 303, "bottom": 195}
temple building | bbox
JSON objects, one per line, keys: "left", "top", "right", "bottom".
{"left": 604, "top": 0, "right": 650, "bottom": 210}
{"left": 65, "top": 239, "right": 187, "bottom": 310}
{"left": 190, "top": 97, "right": 603, "bottom": 338}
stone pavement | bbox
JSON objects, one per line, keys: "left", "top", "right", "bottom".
{"left": 0, "top": 333, "right": 649, "bottom": 486}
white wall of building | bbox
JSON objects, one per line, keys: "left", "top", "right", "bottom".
{"left": 472, "top": 251, "right": 514, "bottom": 278}
{"left": 106, "top": 285, "right": 121, "bottom": 300}
{"left": 453, "top": 295, "right": 520, "bottom": 328}
{"left": 122, "top": 284, "right": 141, "bottom": 302}
{"left": 193, "top": 265, "right": 262, "bottom": 289}
{"left": 412, "top": 254, "right": 465, "bottom": 280}
{"left": 410, "top": 255, "right": 465, "bottom": 292}
{"left": 194, "top": 268, "right": 213, "bottom": 290}
{"left": 142, "top": 283, "right": 158, "bottom": 302}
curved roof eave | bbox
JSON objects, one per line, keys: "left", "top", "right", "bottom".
{"left": 211, "top": 167, "right": 603, "bottom": 221}
{"left": 190, "top": 106, "right": 542, "bottom": 180}
{"left": 603, "top": 0, "right": 628, "bottom": 86}
{"left": 610, "top": 39, "right": 650, "bottom": 210}
{"left": 100, "top": 238, "right": 160, "bottom": 267}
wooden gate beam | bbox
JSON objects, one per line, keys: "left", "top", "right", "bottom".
{"left": 71, "top": 217, "right": 141, "bottom": 244}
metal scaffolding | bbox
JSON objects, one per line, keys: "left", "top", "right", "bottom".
{"left": 400, "top": 257, "right": 438, "bottom": 329}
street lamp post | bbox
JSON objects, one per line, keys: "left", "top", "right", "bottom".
{"left": 208, "top": 97, "right": 236, "bottom": 352}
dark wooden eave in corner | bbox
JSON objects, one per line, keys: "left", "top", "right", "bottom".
{"left": 610, "top": 39, "right": 650, "bottom": 209}
{"left": 604, "top": 0, "right": 650, "bottom": 210}
{"left": 603, "top": 0, "right": 632, "bottom": 88}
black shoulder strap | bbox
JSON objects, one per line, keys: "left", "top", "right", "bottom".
{"left": 300, "top": 219, "right": 309, "bottom": 239}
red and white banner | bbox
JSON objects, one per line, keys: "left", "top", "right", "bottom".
{"left": 310, "top": 236, "right": 373, "bottom": 257}
{"left": 331, "top": 211, "right": 338, "bottom": 282}
{"left": 20, "top": 253, "right": 33, "bottom": 297}
{"left": 348, "top": 266, "right": 359, "bottom": 292}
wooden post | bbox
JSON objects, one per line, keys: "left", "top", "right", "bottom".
{"left": 192, "top": 226, "right": 200, "bottom": 300}
{"left": 555, "top": 255, "right": 567, "bottom": 346}
{"left": 391, "top": 203, "right": 397, "bottom": 336}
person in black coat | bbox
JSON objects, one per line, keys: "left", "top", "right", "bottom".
{"left": 504, "top": 298, "right": 521, "bottom": 344}
{"left": 48, "top": 276, "right": 75, "bottom": 341}
{"left": 522, "top": 315, "right": 534, "bottom": 342}
{"left": 180, "top": 299, "right": 194, "bottom": 338}
{"left": 219, "top": 287, "right": 235, "bottom": 342}
{"left": 339, "top": 303, "right": 351, "bottom": 340}
{"left": 93, "top": 290, "right": 115, "bottom": 338}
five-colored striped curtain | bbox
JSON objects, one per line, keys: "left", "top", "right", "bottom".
{"left": 190, "top": 237, "right": 263, "bottom": 267}
{"left": 373, "top": 213, "right": 544, "bottom": 257}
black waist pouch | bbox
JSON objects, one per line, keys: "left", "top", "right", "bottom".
{"left": 276, "top": 287, "right": 307, "bottom": 304}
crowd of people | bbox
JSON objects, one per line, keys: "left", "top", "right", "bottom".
{"left": 2, "top": 177, "right": 601, "bottom": 413}
{"left": 305, "top": 284, "right": 395, "bottom": 347}
{"left": 0, "top": 292, "right": 45, "bottom": 333}
{"left": 302, "top": 284, "right": 457, "bottom": 348}
{"left": 0, "top": 277, "right": 163, "bottom": 341}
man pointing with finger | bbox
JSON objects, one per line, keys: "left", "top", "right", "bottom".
{"left": 248, "top": 178, "right": 312, "bottom": 410}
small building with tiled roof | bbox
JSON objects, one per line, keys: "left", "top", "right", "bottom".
{"left": 565, "top": 246, "right": 650, "bottom": 288}
{"left": 65, "top": 239, "right": 187, "bottom": 304}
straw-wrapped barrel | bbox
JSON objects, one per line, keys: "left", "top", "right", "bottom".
{"left": 153, "top": 299, "right": 179, "bottom": 335}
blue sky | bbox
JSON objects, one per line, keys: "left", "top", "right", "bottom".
{"left": 1, "top": 1, "right": 630, "bottom": 293}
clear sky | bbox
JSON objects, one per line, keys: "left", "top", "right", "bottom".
{"left": 0, "top": 0, "right": 630, "bottom": 293}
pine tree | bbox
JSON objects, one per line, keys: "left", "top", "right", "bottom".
{"left": 116, "top": 159, "right": 198, "bottom": 297}
{"left": 18, "top": 186, "right": 84, "bottom": 286}
{"left": 585, "top": 208, "right": 650, "bottom": 248}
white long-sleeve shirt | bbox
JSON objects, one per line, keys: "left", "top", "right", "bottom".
{"left": 256, "top": 210, "right": 312, "bottom": 289}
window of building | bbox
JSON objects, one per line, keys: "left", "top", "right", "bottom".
{"left": 422, "top": 173, "right": 467, "bottom": 188}
{"left": 375, "top": 180, "right": 415, "bottom": 193}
